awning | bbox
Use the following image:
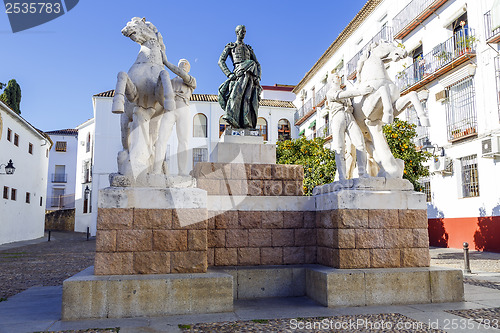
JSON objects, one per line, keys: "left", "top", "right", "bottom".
{"left": 308, "top": 120, "right": 316, "bottom": 129}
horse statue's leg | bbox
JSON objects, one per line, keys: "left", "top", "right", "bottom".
{"left": 128, "top": 106, "right": 156, "bottom": 179}
{"left": 395, "top": 91, "right": 430, "bottom": 126}
{"left": 112, "top": 72, "right": 138, "bottom": 114}
{"left": 156, "top": 70, "right": 176, "bottom": 111}
{"left": 366, "top": 120, "right": 404, "bottom": 178}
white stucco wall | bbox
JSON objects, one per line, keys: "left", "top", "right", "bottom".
{"left": 294, "top": 0, "right": 500, "bottom": 220}
{"left": 45, "top": 132, "right": 78, "bottom": 211}
{"left": 74, "top": 118, "right": 95, "bottom": 234}
{"left": 0, "top": 101, "right": 49, "bottom": 245}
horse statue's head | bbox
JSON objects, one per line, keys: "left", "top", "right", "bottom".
{"left": 369, "top": 40, "right": 407, "bottom": 64}
{"left": 121, "top": 17, "right": 165, "bottom": 51}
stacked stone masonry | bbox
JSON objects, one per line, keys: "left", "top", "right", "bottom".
{"left": 316, "top": 209, "right": 430, "bottom": 268}
{"left": 95, "top": 206, "right": 429, "bottom": 274}
{"left": 95, "top": 208, "right": 208, "bottom": 275}
{"left": 193, "top": 163, "right": 304, "bottom": 196}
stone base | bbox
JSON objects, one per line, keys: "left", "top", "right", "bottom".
{"left": 211, "top": 141, "right": 276, "bottom": 165}
{"left": 62, "top": 265, "right": 463, "bottom": 320}
{"left": 109, "top": 173, "right": 197, "bottom": 188}
{"left": 306, "top": 265, "right": 464, "bottom": 307}
{"left": 62, "top": 267, "right": 233, "bottom": 320}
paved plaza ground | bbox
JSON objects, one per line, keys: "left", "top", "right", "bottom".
{"left": 1, "top": 231, "right": 500, "bottom": 332}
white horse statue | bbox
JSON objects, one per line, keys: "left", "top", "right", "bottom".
{"left": 111, "top": 17, "right": 176, "bottom": 180}
{"left": 351, "top": 40, "right": 430, "bottom": 178}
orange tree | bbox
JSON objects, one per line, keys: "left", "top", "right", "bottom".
{"left": 276, "top": 136, "right": 336, "bottom": 195}
{"left": 383, "top": 118, "right": 431, "bottom": 191}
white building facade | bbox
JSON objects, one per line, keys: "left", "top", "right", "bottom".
{"left": 45, "top": 129, "right": 78, "bottom": 212}
{"left": 0, "top": 101, "right": 50, "bottom": 245}
{"left": 293, "top": 0, "right": 500, "bottom": 251}
{"left": 74, "top": 119, "right": 95, "bottom": 234}
{"left": 78, "top": 88, "right": 297, "bottom": 236}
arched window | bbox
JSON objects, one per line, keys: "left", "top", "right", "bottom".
{"left": 277, "top": 119, "right": 291, "bottom": 141}
{"left": 193, "top": 113, "right": 207, "bottom": 138}
{"left": 257, "top": 117, "right": 268, "bottom": 141}
{"left": 219, "top": 116, "right": 229, "bottom": 138}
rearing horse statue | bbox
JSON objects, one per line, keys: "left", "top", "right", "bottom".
{"left": 111, "top": 17, "right": 175, "bottom": 180}
{"left": 352, "top": 40, "right": 430, "bottom": 178}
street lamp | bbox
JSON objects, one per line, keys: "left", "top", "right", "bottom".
{"left": 0, "top": 159, "right": 15, "bottom": 175}
{"left": 84, "top": 186, "right": 90, "bottom": 200}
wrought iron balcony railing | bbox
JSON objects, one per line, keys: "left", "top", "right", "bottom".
{"left": 316, "top": 125, "right": 331, "bottom": 139}
{"left": 49, "top": 194, "right": 75, "bottom": 209}
{"left": 392, "top": 0, "right": 449, "bottom": 40}
{"left": 346, "top": 26, "right": 393, "bottom": 79}
{"left": 484, "top": 10, "right": 500, "bottom": 43}
{"left": 52, "top": 173, "right": 67, "bottom": 183}
{"left": 396, "top": 28, "right": 476, "bottom": 93}
{"left": 314, "top": 83, "right": 331, "bottom": 108}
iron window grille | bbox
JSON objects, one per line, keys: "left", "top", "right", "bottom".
{"left": 445, "top": 77, "right": 477, "bottom": 141}
{"left": 460, "top": 155, "right": 479, "bottom": 198}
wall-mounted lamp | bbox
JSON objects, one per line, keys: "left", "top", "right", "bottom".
{"left": 0, "top": 159, "right": 15, "bottom": 175}
{"left": 421, "top": 138, "right": 445, "bottom": 156}
{"left": 84, "top": 185, "right": 90, "bottom": 200}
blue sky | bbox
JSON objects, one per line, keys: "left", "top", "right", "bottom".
{"left": 0, "top": 0, "right": 368, "bottom": 131}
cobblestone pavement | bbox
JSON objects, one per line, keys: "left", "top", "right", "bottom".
{"left": 179, "top": 314, "right": 446, "bottom": 333}
{"left": 0, "top": 231, "right": 95, "bottom": 299}
{"left": 430, "top": 247, "right": 500, "bottom": 273}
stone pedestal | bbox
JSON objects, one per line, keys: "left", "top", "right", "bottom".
{"left": 95, "top": 187, "right": 209, "bottom": 275}
{"left": 314, "top": 178, "right": 430, "bottom": 269}
{"left": 211, "top": 133, "right": 276, "bottom": 164}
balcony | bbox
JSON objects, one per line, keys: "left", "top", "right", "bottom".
{"left": 347, "top": 26, "right": 393, "bottom": 80}
{"left": 396, "top": 28, "right": 476, "bottom": 94}
{"left": 49, "top": 194, "right": 75, "bottom": 209}
{"left": 316, "top": 124, "right": 331, "bottom": 140}
{"left": 484, "top": 10, "right": 500, "bottom": 44}
{"left": 392, "top": 0, "right": 449, "bottom": 40}
{"left": 52, "top": 173, "right": 67, "bottom": 183}
{"left": 295, "top": 83, "right": 330, "bottom": 126}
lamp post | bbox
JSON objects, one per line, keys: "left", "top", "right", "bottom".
{"left": 0, "top": 159, "right": 15, "bottom": 175}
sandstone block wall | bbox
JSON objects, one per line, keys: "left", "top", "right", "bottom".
{"left": 95, "top": 208, "right": 208, "bottom": 275}
{"left": 206, "top": 210, "right": 317, "bottom": 267}
{"left": 316, "top": 209, "right": 430, "bottom": 268}
{"left": 193, "top": 163, "right": 304, "bottom": 196}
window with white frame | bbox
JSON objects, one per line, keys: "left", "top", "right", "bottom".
{"left": 460, "top": 155, "right": 479, "bottom": 198}
{"left": 193, "top": 148, "right": 208, "bottom": 167}
{"left": 423, "top": 181, "right": 431, "bottom": 202}
{"left": 193, "top": 113, "right": 207, "bottom": 138}
{"left": 405, "top": 101, "right": 430, "bottom": 150}
{"left": 445, "top": 77, "right": 477, "bottom": 141}
{"left": 82, "top": 159, "right": 92, "bottom": 184}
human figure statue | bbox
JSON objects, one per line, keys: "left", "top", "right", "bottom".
{"left": 153, "top": 57, "right": 196, "bottom": 176}
{"left": 111, "top": 17, "right": 175, "bottom": 180}
{"left": 327, "top": 73, "right": 374, "bottom": 181}
{"left": 218, "top": 25, "right": 262, "bottom": 129}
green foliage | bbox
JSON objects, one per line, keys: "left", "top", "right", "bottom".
{"left": 0, "top": 79, "right": 22, "bottom": 115}
{"left": 383, "top": 119, "right": 431, "bottom": 191}
{"left": 276, "top": 136, "right": 336, "bottom": 195}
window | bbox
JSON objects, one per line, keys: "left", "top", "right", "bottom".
{"left": 277, "top": 119, "right": 291, "bottom": 141}
{"left": 28, "top": 142, "right": 33, "bottom": 154}
{"left": 3, "top": 186, "right": 9, "bottom": 199}
{"left": 193, "top": 148, "right": 208, "bottom": 167}
{"left": 82, "top": 160, "right": 92, "bottom": 183}
{"left": 86, "top": 133, "right": 91, "bottom": 153}
{"left": 46, "top": 149, "right": 48, "bottom": 158}
{"left": 219, "top": 116, "right": 229, "bottom": 138}
{"left": 40, "top": 197, "right": 43, "bottom": 207}
{"left": 193, "top": 113, "right": 208, "bottom": 138}
{"left": 11, "top": 188, "right": 16, "bottom": 201}
{"left": 14, "top": 133, "right": 19, "bottom": 146}
{"left": 423, "top": 181, "right": 431, "bottom": 202}
{"left": 83, "top": 187, "right": 91, "bottom": 214}
{"left": 445, "top": 77, "right": 477, "bottom": 141}
{"left": 412, "top": 45, "right": 424, "bottom": 82}
{"left": 7, "top": 128, "right": 11, "bottom": 141}
{"left": 55, "top": 141, "right": 67, "bottom": 152}
{"left": 257, "top": 117, "right": 268, "bottom": 141}
{"left": 51, "top": 188, "right": 65, "bottom": 207}
{"left": 460, "top": 155, "right": 479, "bottom": 198}
{"left": 53, "top": 165, "right": 67, "bottom": 183}
{"left": 405, "top": 102, "right": 429, "bottom": 150}
{"left": 25, "top": 192, "right": 30, "bottom": 204}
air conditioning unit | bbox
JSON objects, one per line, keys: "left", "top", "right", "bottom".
{"left": 482, "top": 135, "right": 500, "bottom": 158}
{"left": 430, "top": 156, "right": 452, "bottom": 175}
{"left": 435, "top": 90, "right": 448, "bottom": 102}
